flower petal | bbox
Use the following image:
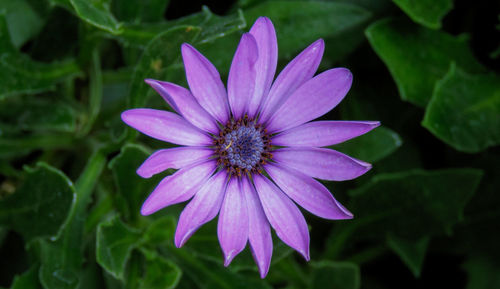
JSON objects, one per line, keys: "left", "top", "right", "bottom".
{"left": 175, "top": 171, "right": 228, "bottom": 247}
{"left": 218, "top": 178, "right": 249, "bottom": 266}
{"left": 140, "top": 160, "right": 216, "bottom": 215}
{"left": 265, "top": 163, "right": 353, "bottom": 219}
{"left": 137, "top": 147, "right": 213, "bottom": 178}
{"left": 121, "top": 109, "right": 212, "bottom": 146}
{"left": 272, "top": 121, "right": 381, "bottom": 147}
{"left": 181, "top": 43, "right": 230, "bottom": 124}
{"left": 145, "top": 79, "right": 219, "bottom": 134}
{"left": 253, "top": 174, "right": 310, "bottom": 260}
{"left": 247, "top": 17, "right": 278, "bottom": 118}
{"left": 272, "top": 147, "right": 371, "bottom": 181}
{"left": 258, "top": 39, "right": 324, "bottom": 123}
{"left": 266, "top": 68, "right": 353, "bottom": 133}
{"left": 242, "top": 176, "right": 272, "bottom": 278}
{"left": 228, "top": 33, "right": 258, "bottom": 120}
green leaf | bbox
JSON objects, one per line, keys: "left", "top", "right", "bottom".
{"left": 0, "top": 163, "right": 75, "bottom": 243}
{"left": 0, "top": 0, "right": 43, "bottom": 47}
{"left": 166, "top": 245, "right": 272, "bottom": 289}
{"left": 39, "top": 149, "right": 106, "bottom": 289}
{"left": 69, "top": 0, "right": 122, "bottom": 34}
{"left": 109, "top": 144, "right": 169, "bottom": 221}
{"left": 0, "top": 15, "right": 81, "bottom": 100}
{"left": 365, "top": 18, "right": 484, "bottom": 107}
{"left": 0, "top": 97, "right": 77, "bottom": 134}
{"left": 332, "top": 126, "right": 402, "bottom": 163}
{"left": 139, "top": 249, "right": 182, "bottom": 289}
{"left": 310, "top": 261, "right": 360, "bottom": 289}
{"left": 126, "top": 25, "right": 200, "bottom": 111}
{"left": 96, "top": 215, "right": 142, "bottom": 280}
{"left": 112, "top": 0, "right": 169, "bottom": 23}
{"left": 348, "top": 169, "right": 483, "bottom": 239}
{"left": 463, "top": 258, "right": 500, "bottom": 289}
{"left": 141, "top": 216, "right": 176, "bottom": 246}
{"left": 422, "top": 64, "right": 500, "bottom": 153}
{"left": 244, "top": 1, "right": 372, "bottom": 59}
{"left": 10, "top": 266, "right": 42, "bottom": 289}
{"left": 392, "top": 0, "right": 453, "bottom": 29}
{"left": 386, "top": 234, "right": 429, "bottom": 278}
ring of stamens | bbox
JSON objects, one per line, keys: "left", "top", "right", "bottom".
{"left": 214, "top": 116, "right": 272, "bottom": 177}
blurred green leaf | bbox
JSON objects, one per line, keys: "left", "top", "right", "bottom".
{"left": 0, "top": 163, "right": 75, "bottom": 243}
{"left": 0, "top": 0, "right": 43, "bottom": 47}
{"left": 0, "top": 97, "right": 77, "bottom": 134}
{"left": 349, "top": 169, "right": 483, "bottom": 239}
{"left": 9, "top": 266, "right": 42, "bottom": 289}
{"left": 112, "top": 0, "right": 169, "bottom": 23}
{"left": 463, "top": 258, "right": 500, "bottom": 289}
{"left": 96, "top": 215, "right": 142, "bottom": 280}
{"left": 165, "top": 245, "right": 272, "bottom": 289}
{"left": 386, "top": 234, "right": 429, "bottom": 278}
{"left": 333, "top": 126, "right": 402, "bottom": 163}
{"left": 109, "top": 144, "right": 168, "bottom": 221}
{"left": 0, "top": 15, "right": 81, "bottom": 100}
{"left": 139, "top": 248, "right": 182, "bottom": 289}
{"left": 392, "top": 0, "right": 453, "bottom": 29}
{"left": 39, "top": 150, "right": 106, "bottom": 289}
{"left": 141, "top": 216, "right": 176, "bottom": 246}
{"left": 365, "top": 18, "right": 484, "bottom": 107}
{"left": 69, "top": 0, "right": 122, "bottom": 34}
{"left": 310, "top": 261, "right": 360, "bottom": 289}
{"left": 245, "top": 1, "right": 372, "bottom": 59}
{"left": 126, "top": 25, "right": 200, "bottom": 110}
{"left": 422, "top": 64, "right": 500, "bottom": 153}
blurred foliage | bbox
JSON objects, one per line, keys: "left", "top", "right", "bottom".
{"left": 0, "top": 0, "right": 498, "bottom": 288}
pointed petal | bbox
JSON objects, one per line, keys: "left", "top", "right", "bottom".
{"left": 253, "top": 174, "right": 310, "bottom": 260}
{"left": 140, "top": 160, "right": 216, "bottom": 215}
{"left": 272, "top": 121, "right": 381, "bottom": 147}
{"left": 266, "top": 68, "right": 353, "bottom": 133}
{"left": 181, "top": 43, "right": 230, "bottom": 124}
{"left": 228, "top": 33, "right": 258, "bottom": 120}
{"left": 137, "top": 147, "right": 213, "bottom": 178}
{"left": 242, "top": 176, "right": 272, "bottom": 278}
{"left": 145, "top": 79, "right": 219, "bottom": 134}
{"left": 273, "top": 147, "right": 371, "bottom": 181}
{"left": 175, "top": 171, "right": 228, "bottom": 247}
{"left": 218, "top": 178, "right": 249, "bottom": 266}
{"left": 265, "top": 163, "right": 353, "bottom": 220}
{"left": 258, "top": 39, "right": 324, "bottom": 123}
{"left": 247, "top": 17, "right": 278, "bottom": 118}
{"left": 121, "top": 109, "right": 212, "bottom": 146}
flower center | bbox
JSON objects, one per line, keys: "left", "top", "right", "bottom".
{"left": 215, "top": 117, "right": 272, "bottom": 176}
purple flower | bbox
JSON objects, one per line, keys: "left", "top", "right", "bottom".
{"left": 121, "top": 17, "right": 379, "bottom": 278}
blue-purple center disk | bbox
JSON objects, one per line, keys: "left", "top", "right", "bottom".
{"left": 215, "top": 118, "right": 272, "bottom": 176}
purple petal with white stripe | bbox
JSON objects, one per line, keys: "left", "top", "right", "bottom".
{"left": 218, "top": 178, "right": 249, "bottom": 266}
{"left": 247, "top": 17, "right": 278, "bottom": 118}
{"left": 228, "top": 33, "right": 258, "bottom": 119}
{"left": 242, "top": 176, "right": 272, "bottom": 278}
{"left": 258, "top": 39, "right": 324, "bottom": 123}
{"left": 137, "top": 147, "right": 213, "bottom": 178}
{"left": 266, "top": 68, "right": 353, "bottom": 133}
{"left": 145, "top": 79, "right": 219, "bottom": 134}
{"left": 121, "top": 109, "right": 212, "bottom": 146}
{"left": 253, "top": 174, "right": 310, "bottom": 260}
{"left": 181, "top": 43, "right": 230, "bottom": 124}
{"left": 273, "top": 147, "right": 371, "bottom": 181}
{"left": 266, "top": 163, "right": 353, "bottom": 219}
{"left": 175, "top": 171, "right": 228, "bottom": 247}
{"left": 140, "top": 160, "right": 216, "bottom": 215}
{"left": 272, "top": 121, "right": 381, "bottom": 147}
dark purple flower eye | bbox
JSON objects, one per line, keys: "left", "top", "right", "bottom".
{"left": 121, "top": 16, "right": 379, "bottom": 278}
